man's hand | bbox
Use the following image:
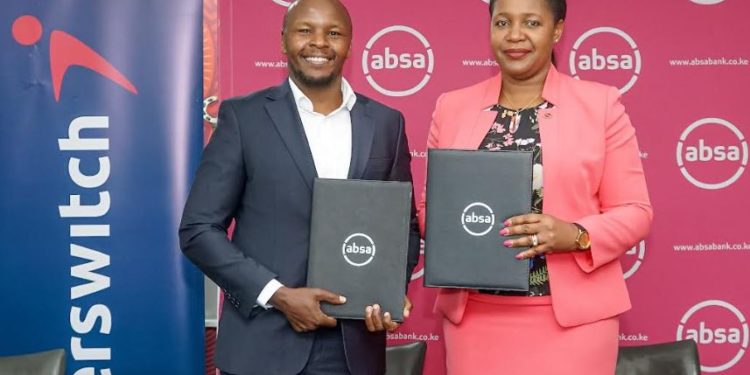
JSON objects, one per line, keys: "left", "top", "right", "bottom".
{"left": 364, "top": 296, "right": 412, "bottom": 332}
{"left": 270, "top": 286, "right": 346, "bottom": 333}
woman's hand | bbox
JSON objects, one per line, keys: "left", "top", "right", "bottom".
{"left": 500, "top": 214, "right": 581, "bottom": 259}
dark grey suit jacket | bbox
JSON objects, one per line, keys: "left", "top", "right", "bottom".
{"left": 179, "top": 80, "right": 420, "bottom": 375}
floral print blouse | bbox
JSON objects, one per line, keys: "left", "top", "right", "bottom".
{"left": 479, "top": 101, "right": 551, "bottom": 297}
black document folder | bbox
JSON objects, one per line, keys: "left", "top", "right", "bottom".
{"left": 307, "top": 178, "right": 411, "bottom": 321}
{"left": 424, "top": 149, "right": 532, "bottom": 291}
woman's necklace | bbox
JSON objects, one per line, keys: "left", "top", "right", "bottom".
{"left": 501, "top": 92, "right": 541, "bottom": 133}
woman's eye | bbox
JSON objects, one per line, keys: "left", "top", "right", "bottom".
{"left": 525, "top": 20, "right": 541, "bottom": 27}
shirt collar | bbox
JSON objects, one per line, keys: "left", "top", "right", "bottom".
{"left": 288, "top": 77, "right": 357, "bottom": 115}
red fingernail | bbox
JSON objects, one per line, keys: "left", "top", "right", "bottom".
{"left": 504, "top": 219, "right": 512, "bottom": 226}
{"left": 503, "top": 240, "right": 512, "bottom": 247}
{"left": 515, "top": 254, "right": 524, "bottom": 260}
{"left": 500, "top": 228, "right": 509, "bottom": 236}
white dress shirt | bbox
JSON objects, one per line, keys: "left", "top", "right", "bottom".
{"left": 255, "top": 78, "right": 358, "bottom": 308}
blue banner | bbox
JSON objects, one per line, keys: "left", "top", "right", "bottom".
{"left": 0, "top": 1, "right": 204, "bottom": 374}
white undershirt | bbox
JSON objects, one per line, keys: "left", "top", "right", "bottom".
{"left": 255, "top": 78, "right": 357, "bottom": 308}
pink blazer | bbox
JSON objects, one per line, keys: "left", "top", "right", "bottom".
{"left": 418, "top": 66, "right": 653, "bottom": 328}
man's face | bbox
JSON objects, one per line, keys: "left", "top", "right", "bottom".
{"left": 282, "top": 0, "right": 352, "bottom": 88}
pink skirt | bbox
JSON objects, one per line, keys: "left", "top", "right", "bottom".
{"left": 442, "top": 293, "right": 619, "bottom": 375}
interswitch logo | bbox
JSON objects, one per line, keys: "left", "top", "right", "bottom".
{"left": 12, "top": 15, "right": 137, "bottom": 101}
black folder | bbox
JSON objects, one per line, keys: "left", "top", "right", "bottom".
{"left": 307, "top": 178, "right": 411, "bottom": 321}
{"left": 424, "top": 149, "right": 532, "bottom": 291}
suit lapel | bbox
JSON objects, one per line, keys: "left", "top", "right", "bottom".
{"left": 347, "top": 98, "right": 375, "bottom": 179}
{"left": 265, "top": 82, "right": 318, "bottom": 191}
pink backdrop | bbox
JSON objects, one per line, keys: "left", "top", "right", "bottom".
{"left": 217, "top": 1, "right": 750, "bottom": 373}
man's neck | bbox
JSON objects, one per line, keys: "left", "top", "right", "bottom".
{"left": 292, "top": 77, "right": 344, "bottom": 115}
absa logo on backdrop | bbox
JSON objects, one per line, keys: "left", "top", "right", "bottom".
{"left": 622, "top": 240, "right": 645, "bottom": 280}
{"left": 677, "top": 300, "right": 749, "bottom": 373}
{"left": 362, "top": 25, "right": 434, "bottom": 97}
{"left": 690, "top": 0, "right": 726, "bottom": 4}
{"left": 677, "top": 118, "right": 747, "bottom": 190}
{"left": 569, "top": 27, "right": 641, "bottom": 94}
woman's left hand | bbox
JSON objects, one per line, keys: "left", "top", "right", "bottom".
{"left": 500, "top": 214, "right": 580, "bottom": 259}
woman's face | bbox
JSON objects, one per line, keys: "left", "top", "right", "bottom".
{"left": 490, "top": 0, "right": 564, "bottom": 81}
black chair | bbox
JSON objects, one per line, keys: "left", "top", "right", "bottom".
{"left": 0, "top": 348, "right": 65, "bottom": 375}
{"left": 386, "top": 341, "right": 427, "bottom": 375}
{"left": 616, "top": 340, "right": 701, "bottom": 375}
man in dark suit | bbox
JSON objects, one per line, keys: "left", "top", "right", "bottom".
{"left": 178, "top": 0, "right": 420, "bottom": 374}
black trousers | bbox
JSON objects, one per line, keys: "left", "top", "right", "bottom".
{"left": 221, "top": 326, "right": 351, "bottom": 375}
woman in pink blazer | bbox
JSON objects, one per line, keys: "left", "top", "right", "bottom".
{"left": 418, "top": 0, "right": 652, "bottom": 373}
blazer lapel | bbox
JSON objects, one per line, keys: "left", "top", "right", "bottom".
{"left": 454, "top": 74, "right": 502, "bottom": 150}
{"left": 347, "top": 98, "right": 375, "bottom": 179}
{"left": 264, "top": 82, "right": 318, "bottom": 191}
{"left": 453, "top": 66, "right": 562, "bottom": 150}
{"left": 538, "top": 66, "right": 562, "bottom": 211}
